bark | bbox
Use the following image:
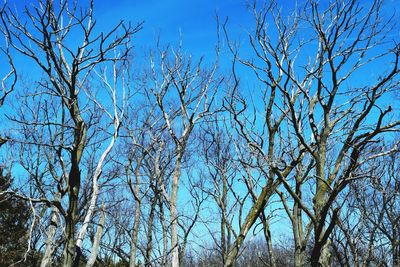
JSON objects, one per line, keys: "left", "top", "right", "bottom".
{"left": 178, "top": 243, "right": 186, "bottom": 267}
{"left": 159, "top": 199, "right": 168, "bottom": 267}
{"left": 262, "top": 218, "right": 276, "bottom": 267}
{"left": 129, "top": 198, "right": 142, "bottom": 267}
{"left": 63, "top": 103, "right": 87, "bottom": 267}
{"left": 40, "top": 210, "right": 58, "bottom": 267}
{"left": 393, "top": 237, "right": 399, "bottom": 267}
{"left": 293, "top": 180, "right": 307, "bottom": 267}
{"left": 77, "top": 125, "right": 119, "bottom": 253}
{"left": 145, "top": 196, "right": 157, "bottom": 266}
{"left": 224, "top": 184, "right": 276, "bottom": 267}
{"left": 86, "top": 204, "right": 106, "bottom": 267}
{"left": 63, "top": 162, "right": 82, "bottom": 267}
{"left": 221, "top": 205, "right": 227, "bottom": 265}
{"left": 171, "top": 150, "right": 184, "bottom": 267}
{"left": 320, "top": 242, "right": 331, "bottom": 267}
{"left": 294, "top": 248, "right": 306, "bottom": 267}
{"left": 220, "top": 173, "right": 228, "bottom": 265}
{"left": 310, "top": 145, "right": 331, "bottom": 267}
{"left": 311, "top": 236, "right": 332, "bottom": 267}
{"left": 129, "top": 154, "right": 146, "bottom": 267}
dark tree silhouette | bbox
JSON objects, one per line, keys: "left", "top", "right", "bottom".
{"left": 0, "top": 168, "right": 40, "bottom": 266}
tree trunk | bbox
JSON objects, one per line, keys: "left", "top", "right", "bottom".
{"left": 293, "top": 183, "right": 306, "bottom": 267}
{"left": 311, "top": 240, "right": 331, "bottom": 267}
{"left": 294, "top": 246, "right": 306, "bottom": 267}
{"left": 77, "top": 129, "right": 118, "bottom": 254}
{"left": 63, "top": 163, "right": 81, "bottom": 267}
{"left": 178, "top": 243, "right": 186, "bottom": 267}
{"left": 86, "top": 204, "right": 106, "bottom": 267}
{"left": 220, "top": 173, "right": 228, "bottom": 265}
{"left": 262, "top": 218, "right": 276, "bottom": 267}
{"left": 224, "top": 184, "right": 275, "bottom": 267}
{"left": 311, "top": 151, "right": 331, "bottom": 267}
{"left": 170, "top": 151, "right": 183, "bottom": 267}
{"left": 159, "top": 199, "right": 168, "bottom": 267}
{"left": 63, "top": 102, "right": 87, "bottom": 267}
{"left": 320, "top": 241, "right": 332, "bottom": 267}
{"left": 221, "top": 208, "right": 227, "bottom": 265}
{"left": 145, "top": 196, "right": 157, "bottom": 266}
{"left": 129, "top": 199, "right": 142, "bottom": 267}
{"left": 40, "top": 210, "right": 58, "bottom": 267}
{"left": 393, "top": 237, "right": 399, "bottom": 267}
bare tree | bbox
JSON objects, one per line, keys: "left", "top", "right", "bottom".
{"left": 223, "top": 0, "right": 400, "bottom": 266}
{"left": 1, "top": 0, "right": 399, "bottom": 266}
{"left": 278, "top": 0, "right": 399, "bottom": 265}
{"left": 123, "top": 107, "right": 165, "bottom": 267}
{"left": 148, "top": 41, "right": 222, "bottom": 267}
{"left": 332, "top": 149, "right": 400, "bottom": 267}
{"left": 0, "top": 0, "right": 140, "bottom": 266}
{"left": 199, "top": 117, "right": 240, "bottom": 266}
{"left": 222, "top": 2, "right": 305, "bottom": 264}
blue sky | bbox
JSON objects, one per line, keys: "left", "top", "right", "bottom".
{"left": 5, "top": 0, "right": 398, "bottom": 61}
{"left": 2, "top": 0, "right": 257, "bottom": 88}
{"left": 94, "top": 0, "right": 251, "bottom": 54}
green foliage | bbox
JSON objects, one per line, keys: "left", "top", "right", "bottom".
{"left": 0, "top": 168, "right": 40, "bottom": 266}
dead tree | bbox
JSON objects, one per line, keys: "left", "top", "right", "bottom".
{"left": 224, "top": 0, "right": 400, "bottom": 266}
{"left": 148, "top": 42, "right": 222, "bottom": 267}
{"left": 0, "top": 1, "right": 141, "bottom": 266}
{"left": 199, "top": 117, "right": 240, "bottom": 266}
{"left": 222, "top": 2, "right": 305, "bottom": 265}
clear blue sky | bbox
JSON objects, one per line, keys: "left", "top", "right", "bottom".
{"left": 94, "top": 0, "right": 251, "bottom": 54}
{"left": 4, "top": 0, "right": 398, "bottom": 64}
{"left": 3, "top": 0, "right": 258, "bottom": 84}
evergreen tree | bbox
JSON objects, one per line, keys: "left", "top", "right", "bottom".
{"left": 0, "top": 168, "right": 39, "bottom": 266}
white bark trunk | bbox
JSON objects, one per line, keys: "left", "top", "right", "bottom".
{"left": 76, "top": 124, "right": 119, "bottom": 250}
{"left": 86, "top": 204, "right": 106, "bottom": 267}
{"left": 170, "top": 151, "right": 183, "bottom": 267}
